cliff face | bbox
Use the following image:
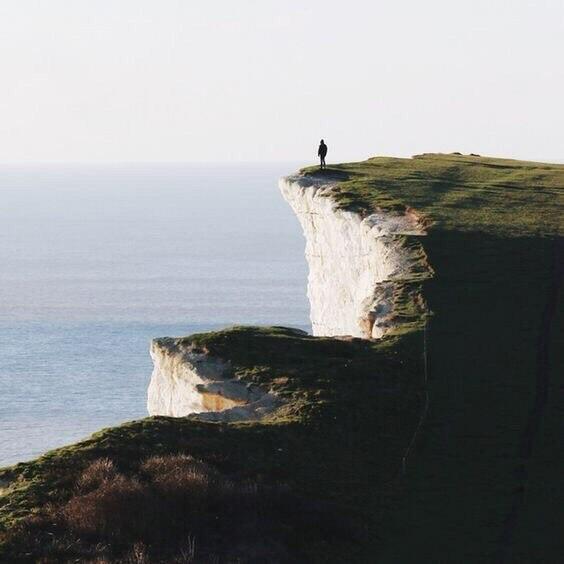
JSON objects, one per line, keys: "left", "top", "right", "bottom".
{"left": 147, "top": 170, "right": 430, "bottom": 419}
{"left": 279, "top": 174, "right": 428, "bottom": 339}
{"left": 147, "top": 337, "right": 277, "bottom": 420}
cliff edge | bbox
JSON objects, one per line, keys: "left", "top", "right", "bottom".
{"left": 279, "top": 172, "right": 431, "bottom": 339}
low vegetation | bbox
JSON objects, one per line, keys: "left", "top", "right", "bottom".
{"left": 303, "top": 153, "right": 563, "bottom": 237}
{"left": 0, "top": 327, "right": 424, "bottom": 562}
{"left": 12, "top": 453, "right": 334, "bottom": 562}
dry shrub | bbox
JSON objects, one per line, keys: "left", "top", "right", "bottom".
{"left": 15, "top": 453, "right": 340, "bottom": 562}
{"left": 56, "top": 455, "right": 222, "bottom": 547}
{"left": 140, "top": 453, "right": 212, "bottom": 478}
{"left": 62, "top": 474, "right": 150, "bottom": 538}
{"left": 76, "top": 458, "right": 117, "bottom": 493}
{"left": 124, "top": 542, "right": 150, "bottom": 564}
{"left": 141, "top": 454, "right": 216, "bottom": 501}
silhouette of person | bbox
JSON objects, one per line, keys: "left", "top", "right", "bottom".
{"left": 318, "top": 139, "right": 327, "bottom": 170}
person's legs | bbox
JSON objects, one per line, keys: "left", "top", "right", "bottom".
{"left": 322, "top": 156, "right": 326, "bottom": 169}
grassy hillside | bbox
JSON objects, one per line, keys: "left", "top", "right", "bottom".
{"left": 305, "top": 153, "right": 564, "bottom": 562}
{"left": 1, "top": 154, "right": 562, "bottom": 562}
{"left": 0, "top": 327, "right": 425, "bottom": 562}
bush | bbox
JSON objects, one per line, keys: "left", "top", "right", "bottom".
{"left": 10, "top": 453, "right": 343, "bottom": 562}
{"left": 57, "top": 454, "right": 279, "bottom": 559}
{"left": 75, "top": 457, "right": 118, "bottom": 492}
{"left": 61, "top": 474, "right": 149, "bottom": 539}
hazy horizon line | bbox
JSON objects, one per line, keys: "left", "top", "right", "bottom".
{"left": 0, "top": 153, "right": 563, "bottom": 167}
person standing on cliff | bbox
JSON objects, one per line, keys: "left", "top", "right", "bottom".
{"left": 318, "top": 139, "right": 327, "bottom": 170}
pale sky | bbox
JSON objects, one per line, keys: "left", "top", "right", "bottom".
{"left": 1, "top": 0, "right": 563, "bottom": 163}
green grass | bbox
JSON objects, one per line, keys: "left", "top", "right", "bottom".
{"left": 302, "top": 153, "right": 563, "bottom": 237}
{"left": 1, "top": 153, "right": 562, "bottom": 562}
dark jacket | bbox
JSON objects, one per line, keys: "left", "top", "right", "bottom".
{"left": 318, "top": 143, "right": 327, "bottom": 157}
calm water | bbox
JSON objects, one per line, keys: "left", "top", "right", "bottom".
{"left": 0, "top": 163, "right": 309, "bottom": 466}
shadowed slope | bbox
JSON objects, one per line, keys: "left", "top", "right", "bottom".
{"left": 301, "top": 154, "right": 564, "bottom": 562}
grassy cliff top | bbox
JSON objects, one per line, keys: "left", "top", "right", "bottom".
{"left": 303, "top": 153, "right": 564, "bottom": 237}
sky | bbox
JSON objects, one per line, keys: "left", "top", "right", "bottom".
{"left": 1, "top": 0, "right": 563, "bottom": 163}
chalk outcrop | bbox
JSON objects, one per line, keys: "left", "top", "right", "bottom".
{"left": 279, "top": 174, "right": 428, "bottom": 339}
{"left": 147, "top": 337, "right": 277, "bottom": 421}
{"left": 148, "top": 170, "right": 429, "bottom": 420}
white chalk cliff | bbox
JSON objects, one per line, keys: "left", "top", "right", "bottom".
{"left": 279, "top": 173, "right": 428, "bottom": 339}
{"left": 147, "top": 337, "right": 277, "bottom": 420}
{"left": 148, "top": 169, "right": 429, "bottom": 419}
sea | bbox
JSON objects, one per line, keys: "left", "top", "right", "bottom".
{"left": 0, "top": 163, "right": 309, "bottom": 467}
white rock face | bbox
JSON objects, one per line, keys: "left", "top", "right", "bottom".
{"left": 148, "top": 338, "right": 228, "bottom": 416}
{"left": 148, "top": 337, "right": 277, "bottom": 420}
{"left": 147, "top": 170, "right": 428, "bottom": 419}
{"left": 280, "top": 174, "right": 426, "bottom": 339}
